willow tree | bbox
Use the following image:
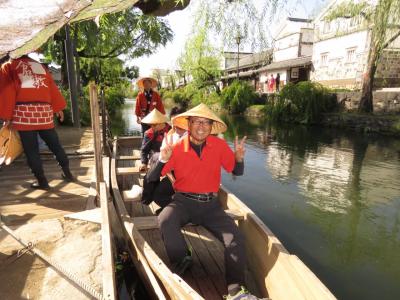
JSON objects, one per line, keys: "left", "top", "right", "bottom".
{"left": 326, "top": 0, "right": 400, "bottom": 113}
{"left": 178, "top": 24, "right": 222, "bottom": 93}
{"left": 44, "top": 8, "right": 172, "bottom": 87}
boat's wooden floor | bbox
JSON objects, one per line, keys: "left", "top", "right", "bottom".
{"left": 117, "top": 145, "right": 261, "bottom": 299}
{"left": 0, "top": 157, "right": 94, "bottom": 226}
{"left": 130, "top": 200, "right": 228, "bottom": 299}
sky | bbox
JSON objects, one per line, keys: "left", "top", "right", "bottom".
{"left": 128, "top": 0, "right": 328, "bottom": 77}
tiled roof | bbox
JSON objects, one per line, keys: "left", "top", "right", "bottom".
{"left": 225, "top": 51, "right": 272, "bottom": 71}
{"left": 258, "top": 56, "right": 312, "bottom": 71}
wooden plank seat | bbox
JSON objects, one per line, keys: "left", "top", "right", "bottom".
{"left": 116, "top": 150, "right": 141, "bottom": 161}
{"left": 116, "top": 166, "right": 143, "bottom": 175}
{"left": 116, "top": 155, "right": 141, "bottom": 160}
{"left": 132, "top": 210, "right": 244, "bottom": 230}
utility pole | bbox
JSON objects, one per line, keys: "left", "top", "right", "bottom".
{"left": 235, "top": 32, "right": 242, "bottom": 81}
{"left": 64, "top": 24, "right": 81, "bottom": 128}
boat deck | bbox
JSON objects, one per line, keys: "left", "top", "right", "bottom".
{"left": 117, "top": 145, "right": 261, "bottom": 300}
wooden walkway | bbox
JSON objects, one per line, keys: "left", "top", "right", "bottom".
{"left": 0, "top": 127, "right": 95, "bottom": 226}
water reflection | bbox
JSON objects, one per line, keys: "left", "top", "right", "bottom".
{"left": 220, "top": 114, "right": 400, "bottom": 300}
{"left": 111, "top": 99, "right": 141, "bottom": 136}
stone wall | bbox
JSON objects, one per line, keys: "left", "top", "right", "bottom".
{"left": 375, "top": 50, "right": 400, "bottom": 88}
{"left": 336, "top": 90, "right": 400, "bottom": 113}
{"left": 322, "top": 113, "right": 400, "bottom": 136}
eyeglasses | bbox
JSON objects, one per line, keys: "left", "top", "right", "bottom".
{"left": 190, "top": 119, "right": 213, "bottom": 127}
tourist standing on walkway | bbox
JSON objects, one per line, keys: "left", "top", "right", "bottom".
{"left": 0, "top": 55, "right": 74, "bottom": 190}
{"left": 147, "top": 103, "right": 259, "bottom": 299}
{"left": 135, "top": 77, "right": 165, "bottom": 136}
{"left": 275, "top": 73, "right": 281, "bottom": 92}
{"left": 268, "top": 74, "right": 275, "bottom": 92}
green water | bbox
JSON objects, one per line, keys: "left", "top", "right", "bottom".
{"left": 117, "top": 101, "right": 400, "bottom": 300}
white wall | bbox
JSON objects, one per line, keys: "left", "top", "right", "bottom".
{"left": 311, "top": 30, "right": 369, "bottom": 82}
{"left": 275, "top": 20, "right": 313, "bottom": 40}
{"left": 274, "top": 47, "right": 300, "bottom": 62}
{"left": 300, "top": 28, "right": 314, "bottom": 43}
{"left": 275, "top": 33, "right": 300, "bottom": 49}
{"left": 273, "top": 25, "right": 314, "bottom": 62}
{"left": 301, "top": 44, "right": 313, "bottom": 56}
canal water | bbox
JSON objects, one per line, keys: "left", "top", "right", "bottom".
{"left": 115, "top": 100, "right": 400, "bottom": 300}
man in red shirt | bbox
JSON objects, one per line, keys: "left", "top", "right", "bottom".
{"left": 0, "top": 55, "right": 74, "bottom": 189}
{"left": 147, "top": 104, "right": 258, "bottom": 300}
{"left": 135, "top": 77, "right": 165, "bottom": 136}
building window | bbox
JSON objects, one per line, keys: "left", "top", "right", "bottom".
{"left": 350, "top": 16, "right": 361, "bottom": 28}
{"left": 346, "top": 48, "right": 356, "bottom": 62}
{"left": 323, "top": 21, "right": 331, "bottom": 34}
{"left": 321, "top": 53, "right": 328, "bottom": 66}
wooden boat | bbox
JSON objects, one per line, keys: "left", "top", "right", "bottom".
{"left": 110, "top": 136, "right": 337, "bottom": 300}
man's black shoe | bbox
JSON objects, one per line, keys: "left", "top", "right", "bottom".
{"left": 31, "top": 182, "right": 50, "bottom": 190}
{"left": 172, "top": 255, "right": 193, "bottom": 276}
{"left": 62, "top": 170, "right": 75, "bottom": 182}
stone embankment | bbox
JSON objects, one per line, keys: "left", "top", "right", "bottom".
{"left": 322, "top": 113, "right": 400, "bottom": 136}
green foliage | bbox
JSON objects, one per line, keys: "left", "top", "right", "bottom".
{"left": 194, "top": 0, "right": 279, "bottom": 51}
{"left": 178, "top": 24, "right": 221, "bottom": 91}
{"left": 221, "top": 80, "right": 259, "bottom": 114}
{"left": 125, "top": 87, "right": 138, "bottom": 99}
{"left": 41, "top": 7, "right": 173, "bottom": 126}
{"left": 104, "top": 83, "right": 127, "bottom": 115}
{"left": 45, "top": 9, "right": 172, "bottom": 63}
{"left": 60, "top": 81, "right": 127, "bottom": 127}
{"left": 265, "top": 81, "right": 338, "bottom": 124}
{"left": 324, "top": 1, "right": 373, "bottom": 21}
{"left": 161, "top": 83, "right": 221, "bottom": 109}
{"left": 60, "top": 87, "right": 91, "bottom": 127}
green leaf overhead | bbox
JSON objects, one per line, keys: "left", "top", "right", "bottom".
{"left": 0, "top": 0, "right": 188, "bottom": 60}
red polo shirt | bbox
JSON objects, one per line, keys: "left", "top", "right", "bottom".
{"left": 161, "top": 135, "right": 235, "bottom": 193}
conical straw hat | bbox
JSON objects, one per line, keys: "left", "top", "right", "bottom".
{"left": 141, "top": 109, "right": 169, "bottom": 125}
{"left": 172, "top": 103, "right": 227, "bottom": 134}
{"left": 137, "top": 77, "right": 158, "bottom": 90}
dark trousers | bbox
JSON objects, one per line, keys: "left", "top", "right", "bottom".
{"left": 158, "top": 193, "right": 246, "bottom": 288}
{"left": 141, "top": 123, "right": 150, "bottom": 137}
{"left": 18, "top": 129, "right": 69, "bottom": 179}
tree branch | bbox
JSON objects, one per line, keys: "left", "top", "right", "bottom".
{"left": 382, "top": 29, "right": 400, "bottom": 50}
{"left": 77, "top": 33, "right": 146, "bottom": 59}
{"left": 196, "top": 66, "right": 216, "bottom": 80}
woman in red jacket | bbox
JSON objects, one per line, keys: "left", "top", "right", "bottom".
{"left": 135, "top": 77, "right": 165, "bottom": 136}
{"left": 0, "top": 55, "right": 74, "bottom": 190}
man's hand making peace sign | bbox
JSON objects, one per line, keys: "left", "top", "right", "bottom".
{"left": 234, "top": 136, "right": 247, "bottom": 162}
{"left": 160, "top": 135, "right": 174, "bottom": 162}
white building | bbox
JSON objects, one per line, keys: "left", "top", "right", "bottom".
{"left": 311, "top": 0, "right": 400, "bottom": 89}
{"left": 259, "top": 17, "right": 314, "bottom": 92}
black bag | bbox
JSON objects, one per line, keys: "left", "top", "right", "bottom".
{"left": 141, "top": 175, "right": 174, "bottom": 208}
{"left": 141, "top": 173, "right": 159, "bottom": 205}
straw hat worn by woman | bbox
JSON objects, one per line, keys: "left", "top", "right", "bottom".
{"left": 135, "top": 77, "right": 165, "bottom": 136}
{"left": 146, "top": 103, "right": 256, "bottom": 300}
{"left": 139, "top": 108, "right": 170, "bottom": 172}
{"left": 126, "top": 109, "right": 171, "bottom": 204}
